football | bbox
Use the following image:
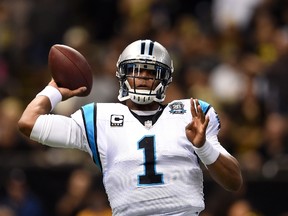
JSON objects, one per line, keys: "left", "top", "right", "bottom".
{"left": 48, "top": 44, "right": 93, "bottom": 96}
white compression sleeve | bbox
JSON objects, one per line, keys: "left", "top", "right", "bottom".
{"left": 30, "top": 114, "right": 90, "bottom": 154}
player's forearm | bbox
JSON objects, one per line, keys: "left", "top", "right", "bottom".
{"left": 18, "top": 96, "right": 51, "bottom": 137}
{"left": 207, "top": 154, "right": 243, "bottom": 192}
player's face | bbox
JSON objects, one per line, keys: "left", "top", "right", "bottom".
{"left": 127, "top": 69, "right": 160, "bottom": 91}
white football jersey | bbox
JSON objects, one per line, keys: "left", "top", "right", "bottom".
{"left": 70, "top": 99, "right": 223, "bottom": 216}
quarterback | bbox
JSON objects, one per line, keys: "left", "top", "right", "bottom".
{"left": 18, "top": 39, "right": 242, "bottom": 215}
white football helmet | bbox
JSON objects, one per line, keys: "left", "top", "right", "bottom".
{"left": 116, "top": 39, "right": 174, "bottom": 104}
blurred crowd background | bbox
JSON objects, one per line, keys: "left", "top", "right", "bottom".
{"left": 0, "top": 0, "right": 288, "bottom": 215}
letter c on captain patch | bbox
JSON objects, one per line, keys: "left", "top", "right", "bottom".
{"left": 110, "top": 114, "right": 124, "bottom": 126}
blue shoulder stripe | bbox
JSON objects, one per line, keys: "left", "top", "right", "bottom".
{"left": 198, "top": 100, "right": 211, "bottom": 115}
{"left": 81, "top": 103, "right": 102, "bottom": 172}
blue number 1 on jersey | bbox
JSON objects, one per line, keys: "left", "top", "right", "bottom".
{"left": 138, "top": 136, "right": 164, "bottom": 185}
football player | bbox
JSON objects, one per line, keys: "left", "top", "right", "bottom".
{"left": 18, "top": 39, "right": 242, "bottom": 216}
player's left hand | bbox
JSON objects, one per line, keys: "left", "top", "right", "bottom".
{"left": 185, "top": 98, "right": 209, "bottom": 148}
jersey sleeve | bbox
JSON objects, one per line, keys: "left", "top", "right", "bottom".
{"left": 197, "top": 99, "right": 221, "bottom": 137}
{"left": 205, "top": 106, "right": 221, "bottom": 137}
{"left": 198, "top": 100, "right": 230, "bottom": 156}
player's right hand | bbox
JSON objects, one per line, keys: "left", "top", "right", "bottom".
{"left": 48, "top": 79, "right": 87, "bottom": 101}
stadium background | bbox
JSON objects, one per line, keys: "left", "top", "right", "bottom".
{"left": 0, "top": 0, "right": 288, "bottom": 215}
